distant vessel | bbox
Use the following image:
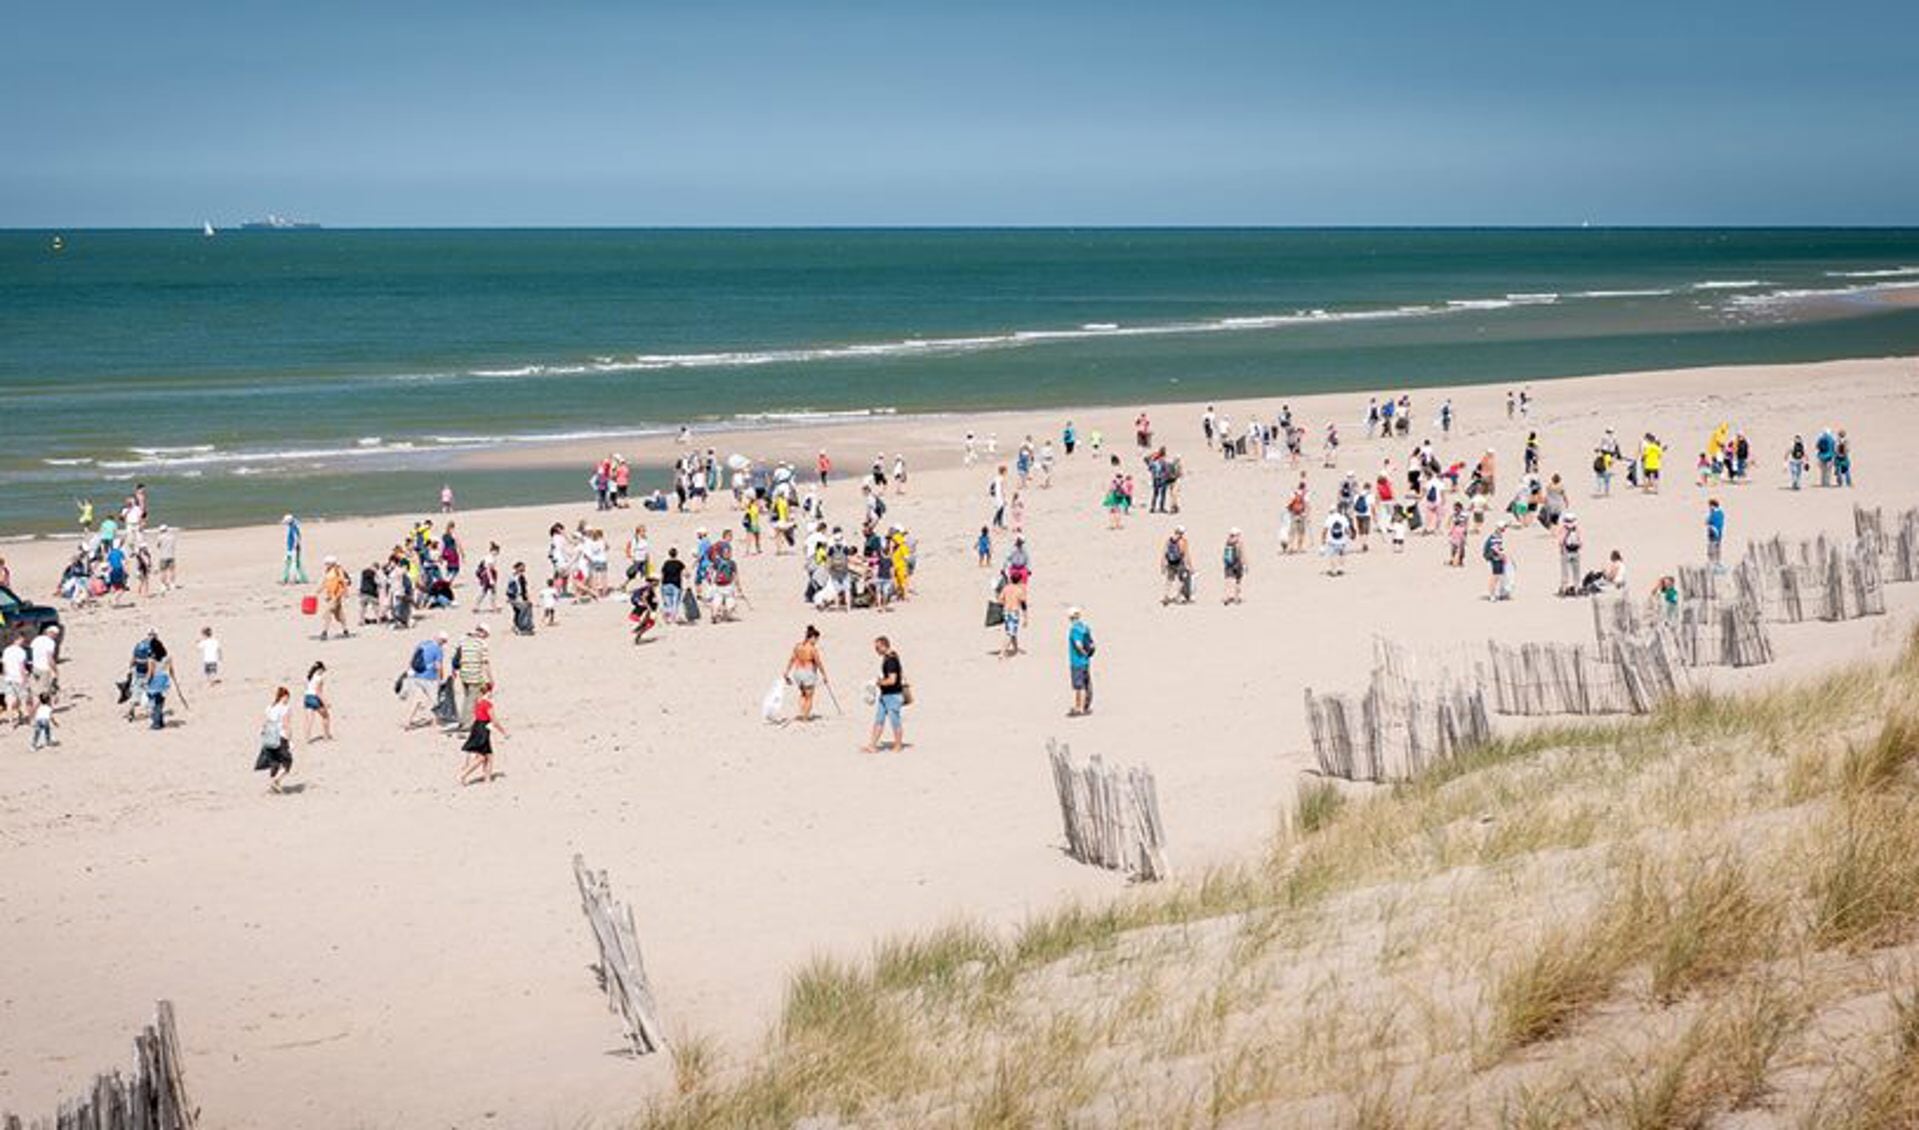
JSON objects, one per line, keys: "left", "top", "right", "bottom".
{"left": 239, "top": 214, "right": 321, "bottom": 230}
{"left": 50, "top": 234, "right": 64, "bottom": 252}
{"left": 202, "top": 221, "right": 216, "bottom": 238}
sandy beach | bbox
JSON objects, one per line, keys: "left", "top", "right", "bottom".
{"left": 4, "top": 355, "right": 1918, "bottom": 1128}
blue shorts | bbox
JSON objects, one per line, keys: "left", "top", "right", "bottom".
{"left": 874, "top": 692, "right": 904, "bottom": 729}
{"left": 1071, "top": 666, "right": 1091, "bottom": 691}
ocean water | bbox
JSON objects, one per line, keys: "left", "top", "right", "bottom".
{"left": 2, "top": 227, "right": 1917, "bottom": 534}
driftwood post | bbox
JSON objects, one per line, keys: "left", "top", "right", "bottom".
{"left": 2, "top": 1001, "right": 198, "bottom": 1130}
{"left": 572, "top": 854, "right": 666, "bottom": 1056}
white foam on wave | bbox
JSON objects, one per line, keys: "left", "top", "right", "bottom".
{"left": 1505, "top": 292, "right": 1560, "bottom": 304}
{"left": 1692, "top": 279, "right": 1771, "bottom": 290}
{"left": 129, "top": 444, "right": 216, "bottom": 456}
{"left": 1572, "top": 288, "right": 1674, "bottom": 298}
{"left": 446, "top": 299, "right": 1548, "bottom": 383}
{"left": 1726, "top": 279, "right": 1919, "bottom": 309}
{"left": 1825, "top": 267, "right": 1919, "bottom": 279}
{"left": 41, "top": 457, "right": 95, "bottom": 466}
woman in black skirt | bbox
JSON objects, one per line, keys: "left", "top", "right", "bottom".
{"left": 255, "top": 686, "right": 295, "bottom": 793}
{"left": 458, "top": 682, "right": 508, "bottom": 786}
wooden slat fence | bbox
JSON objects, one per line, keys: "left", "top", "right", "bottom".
{"left": 1046, "top": 739, "right": 1169, "bottom": 881}
{"left": 572, "top": 854, "right": 666, "bottom": 1056}
{"left": 3, "top": 1002, "right": 197, "bottom": 1130}
{"left": 1305, "top": 639, "right": 1492, "bottom": 782}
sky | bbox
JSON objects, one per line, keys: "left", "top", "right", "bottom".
{"left": 4, "top": 0, "right": 1917, "bottom": 227}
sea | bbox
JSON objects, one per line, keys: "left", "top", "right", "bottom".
{"left": 3, "top": 227, "right": 1917, "bottom": 536}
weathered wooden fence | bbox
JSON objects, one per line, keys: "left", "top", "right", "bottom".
{"left": 572, "top": 854, "right": 666, "bottom": 1056}
{"left": 1738, "top": 535, "right": 1884, "bottom": 623}
{"left": 1304, "top": 640, "right": 1491, "bottom": 782}
{"left": 1046, "top": 739, "right": 1169, "bottom": 881}
{"left": 1591, "top": 593, "right": 1773, "bottom": 668}
{"left": 3, "top": 1002, "right": 197, "bottom": 1130}
{"left": 1855, "top": 504, "right": 1919, "bottom": 584}
{"left": 1483, "top": 636, "right": 1679, "bottom": 716}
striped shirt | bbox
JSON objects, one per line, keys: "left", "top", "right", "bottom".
{"left": 455, "top": 636, "right": 491, "bottom": 686}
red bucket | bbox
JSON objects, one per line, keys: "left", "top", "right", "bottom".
{"left": 300, "top": 595, "right": 318, "bottom": 616}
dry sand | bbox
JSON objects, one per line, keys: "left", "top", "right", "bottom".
{"left": 2, "top": 355, "right": 1917, "bottom": 1127}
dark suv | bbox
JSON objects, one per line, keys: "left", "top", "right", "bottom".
{"left": 0, "top": 585, "right": 61, "bottom": 651}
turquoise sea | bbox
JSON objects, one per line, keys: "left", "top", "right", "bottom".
{"left": 2, "top": 228, "right": 1917, "bottom": 534}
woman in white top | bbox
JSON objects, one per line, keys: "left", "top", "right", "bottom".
{"left": 255, "top": 687, "right": 295, "bottom": 793}
{"left": 303, "top": 661, "right": 333, "bottom": 742}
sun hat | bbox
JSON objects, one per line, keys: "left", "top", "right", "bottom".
{"left": 1067, "top": 607, "right": 1082, "bottom": 619}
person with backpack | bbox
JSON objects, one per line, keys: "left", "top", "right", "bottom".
{"left": 1161, "top": 527, "right": 1193, "bottom": 604}
{"left": 1485, "top": 520, "right": 1513, "bottom": 601}
{"left": 453, "top": 623, "right": 492, "bottom": 730}
{"left": 1557, "top": 512, "right": 1583, "bottom": 596}
{"left": 505, "top": 561, "right": 534, "bottom": 635}
{"left": 1067, "top": 607, "right": 1096, "bottom": 717}
{"left": 1283, "top": 480, "right": 1310, "bottom": 554}
{"left": 1321, "top": 508, "right": 1351, "bottom": 576}
{"left": 1222, "top": 529, "right": 1246, "bottom": 604}
{"left": 402, "top": 632, "right": 449, "bottom": 729}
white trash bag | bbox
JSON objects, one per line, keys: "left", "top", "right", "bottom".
{"left": 761, "top": 677, "right": 787, "bottom": 723}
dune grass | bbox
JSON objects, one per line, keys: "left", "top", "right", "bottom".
{"left": 633, "top": 629, "right": 1919, "bottom": 1129}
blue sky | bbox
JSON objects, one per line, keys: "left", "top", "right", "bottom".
{"left": 4, "top": 0, "right": 1916, "bottom": 227}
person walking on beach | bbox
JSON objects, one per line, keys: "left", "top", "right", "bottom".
{"left": 1067, "top": 607, "right": 1096, "bottom": 717}
{"left": 280, "top": 514, "right": 308, "bottom": 584}
{"left": 1322, "top": 508, "right": 1351, "bottom": 576}
{"left": 1556, "top": 512, "right": 1583, "bottom": 596}
{"left": 2, "top": 633, "right": 27, "bottom": 726}
{"left": 1786, "top": 435, "right": 1807, "bottom": 490}
{"left": 1486, "top": 519, "right": 1513, "bottom": 600}
{"left": 315, "top": 556, "right": 352, "bottom": 640}
{"left": 453, "top": 623, "right": 492, "bottom": 729}
{"left": 1835, "top": 430, "right": 1853, "bottom": 486}
{"left": 860, "top": 636, "right": 907, "bottom": 754}
{"left": 28, "top": 625, "right": 60, "bottom": 707}
{"left": 144, "top": 643, "right": 180, "bottom": 730}
{"left": 1706, "top": 498, "right": 1727, "bottom": 572}
{"left": 303, "top": 661, "right": 333, "bottom": 742}
{"left": 784, "top": 625, "right": 830, "bottom": 721}
{"left": 816, "top": 450, "right": 832, "bottom": 488}
{"left": 256, "top": 687, "right": 296, "bottom": 793}
{"left": 1161, "top": 526, "right": 1193, "bottom": 604}
{"left": 403, "top": 631, "right": 449, "bottom": 728}
{"left": 1223, "top": 528, "right": 1246, "bottom": 603}
{"left": 29, "top": 693, "right": 56, "bottom": 749}
{"left": 998, "top": 568, "right": 1026, "bottom": 657}
{"left": 458, "top": 683, "right": 508, "bottom": 785}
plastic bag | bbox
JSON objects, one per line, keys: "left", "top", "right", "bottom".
{"left": 761, "top": 677, "right": 786, "bottom": 723}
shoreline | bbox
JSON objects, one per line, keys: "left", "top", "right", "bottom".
{"left": 5, "top": 353, "right": 1912, "bottom": 545}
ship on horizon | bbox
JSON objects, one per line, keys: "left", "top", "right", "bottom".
{"left": 238, "top": 213, "right": 321, "bottom": 230}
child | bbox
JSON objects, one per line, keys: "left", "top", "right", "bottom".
{"left": 30, "top": 693, "right": 55, "bottom": 749}
{"left": 198, "top": 626, "right": 222, "bottom": 684}
{"left": 458, "top": 683, "right": 507, "bottom": 785}
{"left": 976, "top": 526, "right": 992, "bottom": 567}
{"left": 540, "top": 580, "right": 559, "bottom": 626}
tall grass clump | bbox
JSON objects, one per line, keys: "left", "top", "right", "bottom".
{"left": 1293, "top": 779, "right": 1347, "bottom": 835}
{"left": 1808, "top": 796, "right": 1919, "bottom": 950}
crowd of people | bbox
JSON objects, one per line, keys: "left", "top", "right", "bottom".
{"left": 11, "top": 390, "right": 1867, "bottom": 789}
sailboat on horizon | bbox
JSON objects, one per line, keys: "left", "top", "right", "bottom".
{"left": 202, "top": 221, "right": 216, "bottom": 238}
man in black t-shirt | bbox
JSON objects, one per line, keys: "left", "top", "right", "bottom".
{"left": 659, "top": 549, "right": 688, "bottom": 623}
{"left": 860, "top": 636, "right": 906, "bottom": 753}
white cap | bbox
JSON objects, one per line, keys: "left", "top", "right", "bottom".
{"left": 1067, "top": 606, "right": 1082, "bottom": 619}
